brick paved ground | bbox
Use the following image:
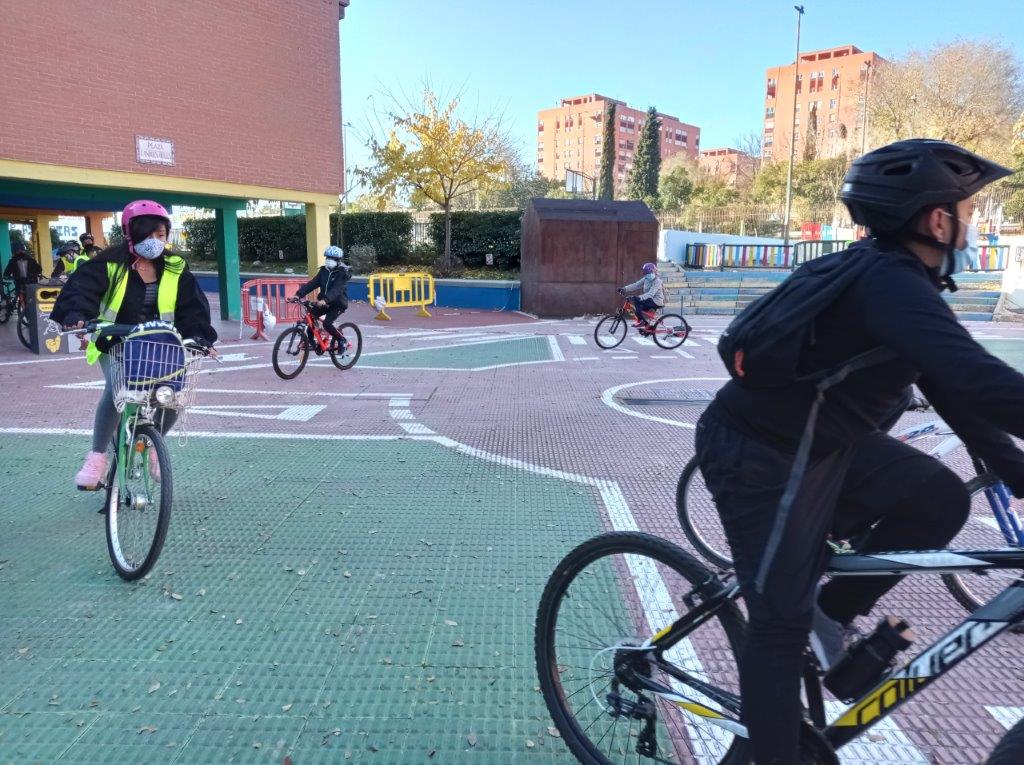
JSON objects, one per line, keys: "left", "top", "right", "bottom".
{"left": 2, "top": 299, "right": 1024, "bottom": 763}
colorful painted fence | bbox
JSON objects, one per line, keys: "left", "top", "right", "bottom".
{"left": 683, "top": 240, "right": 852, "bottom": 270}
{"left": 976, "top": 246, "right": 1009, "bottom": 272}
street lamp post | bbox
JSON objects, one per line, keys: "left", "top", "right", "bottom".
{"left": 782, "top": 4, "right": 805, "bottom": 250}
{"left": 860, "top": 60, "right": 873, "bottom": 156}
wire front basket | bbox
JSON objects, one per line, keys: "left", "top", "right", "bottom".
{"left": 107, "top": 337, "right": 205, "bottom": 413}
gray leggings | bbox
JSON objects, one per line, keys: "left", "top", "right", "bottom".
{"left": 92, "top": 354, "right": 177, "bottom": 452}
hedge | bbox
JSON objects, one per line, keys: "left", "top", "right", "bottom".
{"left": 182, "top": 210, "right": 521, "bottom": 270}
{"left": 427, "top": 211, "right": 522, "bottom": 269}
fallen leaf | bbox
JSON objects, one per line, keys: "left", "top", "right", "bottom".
{"left": 138, "top": 724, "right": 157, "bottom": 734}
{"left": 428, "top": 748, "right": 436, "bottom": 758}
{"left": 16, "top": 647, "right": 29, "bottom": 655}
{"left": 452, "top": 639, "right": 465, "bottom": 647}
{"left": 197, "top": 588, "right": 206, "bottom": 597}
{"left": 281, "top": 703, "right": 293, "bottom": 712}
{"left": 547, "top": 727, "right": 561, "bottom": 738}
{"left": 468, "top": 732, "right": 478, "bottom": 747}
{"left": 235, "top": 619, "right": 243, "bottom": 625}
{"left": 170, "top": 593, "right": 183, "bottom": 601}
{"left": 252, "top": 741, "right": 261, "bottom": 749}
{"left": 131, "top": 705, "right": 142, "bottom": 712}
{"left": 148, "top": 681, "right": 161, "bottom": 694}
{"left": 526, "top": 739, "right": 536, "bottom": 748}
{"left": 343, "top": 571, "right": 352, "bottom": 578}
{"left": 444, "top": 620, "right": 458, "bottom": 627}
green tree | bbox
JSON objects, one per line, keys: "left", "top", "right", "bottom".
{"left": 598, "top": 101, "right": 617, "bottom": 200}
{"left": 689, "top": 178, "right": 739, "bottom": 208}
{"left": 750, "top": 160, "right": 788, "bottom": 205}
{"left": 1006, "top": 112, "right": 1024, "bottom": 221}
{"left": 658, "top": 161, "right": 694, "bottom": 211}
{"left": 626, "top": 106, "right": 662, "bottom": 203}
{"left": 360, "top": 89, "right": 513, "bottom": 274}
{"left": 803, "top": 105, "right": 819, "bottom": 162}
{"left": 794, "top": 156, "right": 848, "bottom": 207}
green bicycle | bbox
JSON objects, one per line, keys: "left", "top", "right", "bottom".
{"left": 68, "top": 320, "right": 212, "bottom": 580}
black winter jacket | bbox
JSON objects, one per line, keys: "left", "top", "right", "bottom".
{"left": 296, "top": 265, "right": 350, "bottom": 308}
{"left": 715, "top": 238, "right": 1024, "bottom": 495}
{"left": 49, "top": 247, "right": 217, "bottom": 345}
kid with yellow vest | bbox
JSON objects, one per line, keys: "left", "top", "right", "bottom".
{"left": 51, "top": 200, "right": 218, "bottom": 490}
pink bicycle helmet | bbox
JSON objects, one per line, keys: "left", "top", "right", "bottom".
{"left": 121, "top": 200, "right": 171, "bottom": 253}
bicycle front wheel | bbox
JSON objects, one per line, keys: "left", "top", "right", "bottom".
{"left": 330, "top": 322, "right": 363, "bottom": 370}
{"left": 535, "top": 532, "right": 748, "bottom": 765}
{"left": 106, "top": 424, "right": 172, "bottom": 581}
{"left": 594, "top": 315, "right": 627, "bottom": 349}
{"left": 943, "top": 474, "right": 1024, "bottom": 631}
{"left": 16, "top": 308, "right": 31, "bottom": 349}
{"left": 0, "top": 299, "right": 12, "bottom": 324}
{"left": 677, "top": 456, "right": 733, "bottom": 569}
{"left": 272, "top": 326, "right": 309, "bottom": 379}
{"left": 653, "top": 313, "right": 691, "bottom": 350}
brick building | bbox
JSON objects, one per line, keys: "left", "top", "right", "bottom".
{"left": 699, "top": 148, "right": 757, "bottom": 187}
{"left": 0, "top": 0, "right": 349, "bottom": 318}
{"left": 536, "top": 94, "right": 700, "bottom": 194}
{"left": 763, "top": 45, "right": 883, "bottom": 163}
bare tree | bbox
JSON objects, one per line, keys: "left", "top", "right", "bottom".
{"left": 869, "top": 40, "right": 1024, "bottom": 162}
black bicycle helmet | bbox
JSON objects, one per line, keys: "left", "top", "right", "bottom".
{"left": 840, "top": 139, "right": 1012, "bottom": 234}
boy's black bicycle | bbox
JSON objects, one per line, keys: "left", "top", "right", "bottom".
{"left": 536, "top": 516, "right": 1024, "bottom": 763}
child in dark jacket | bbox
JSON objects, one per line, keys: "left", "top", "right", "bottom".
{"left": 294, "top": 246, "right": 351, "bottom": 348}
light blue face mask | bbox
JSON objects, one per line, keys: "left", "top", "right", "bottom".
{"left": 939, "top": 214, "right": 978, "bottom": 277}
{"left": 134, "top": 236, "right": 166, "bottom": 260}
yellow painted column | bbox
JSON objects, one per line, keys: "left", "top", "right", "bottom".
{"left": 305, "top": 202, "right": 330, "bottom": 277}
{"left": 33, "top": 215, "right": 58, "bottom": 275}
{"left": 84, "top": 212, "right": 109, "bottom": 246}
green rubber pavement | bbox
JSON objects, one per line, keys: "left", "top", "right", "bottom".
{"left": 0, "top": 434, "right": 605, "bottom": 763}
{"left": 360, "top": 337, "right": 554, "bottom": 370}
{"left": 979, "top": 338, "right": 1024, "bottom": 373}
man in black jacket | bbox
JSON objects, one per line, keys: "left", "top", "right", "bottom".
{"left": 695, "top": 140, "right": 1024, "bottom": 763}
{"left": 294, "top": 245, "right": 351, "bottom": 349}
{"left": 3, "top": 244, "right": 42, "bottom": 297}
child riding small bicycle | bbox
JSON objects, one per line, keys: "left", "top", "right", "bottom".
{"left": 618, "top": 262, "right": 665, "bottom": 332}
{"left": 291, "top": 246, "right": 351, "bottom": 350}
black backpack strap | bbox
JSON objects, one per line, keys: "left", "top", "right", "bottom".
{"left": 754, "top": 346, "right": 897, "bottom": 593}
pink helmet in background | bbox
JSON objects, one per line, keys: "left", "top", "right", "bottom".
{"left": 121, "top": 200, "right": 172, "bottom": 253}
{"left": 642, "top": 262, "right": 657, "bottom": 274}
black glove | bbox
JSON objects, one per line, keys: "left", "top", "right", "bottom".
{"left": 617, "top": 288, "right": 625, "bottom": 295}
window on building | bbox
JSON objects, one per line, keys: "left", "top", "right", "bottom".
{"left": 829, "top": 113, "right": 837, "bottom": 123}
{"left": 764, "top": 136, "right": 774, "bottom": 146}
{"left": 767, "top": 77, "right": 777, "bottom": 97}
{"left": 795, "top": 103, "right": 801, "bottom": 112}
{"left": 829, "top": 129, "right": 836, "bottom": 137}
{"left": 795, "top": 117, "right": 801, "bottom": 126}
{"left": 832, "top": 68, "right": 839, "bottom": 76}
{"left": 832, "top": 78, "right": 839, "bottom": 91}
{"left": 766, "top": 107, "right": 775, "bottom": 118}
{"left": 830, "top": 98, "right": 837, "bottom": 109}
{"left": 794, "top": 131, "right": 800, "bottom": 140}
{"left": 538, "top": 121, "right": 544, "bottom": 132}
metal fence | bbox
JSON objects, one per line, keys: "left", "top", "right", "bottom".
{"left": 682, "top": 240, "right": 851, "bottom": 270}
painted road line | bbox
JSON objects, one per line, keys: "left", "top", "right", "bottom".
{"left": 357, "top": 358, "right": 560, "bottom": 373}
{"left": 825, "top": 701, "right": 928, "bottom": 764}
{"left": 388, "top": 397, "right": 412, "bottom": 408}
{"left": 189, "top": 404, "right": 326, "bottom": 422}
{"left": 601, "top": 376, "right": 729, "bottom": 430}
{"left": 45, "top": 384, "right": 420, "bottom": 399}
{"left": 0, "top": 355, "right": 84, "bottom": 367}
{"left": 651, "top": 355, "right": 676, "bottom": 359}
{"left": 566, "top": 335, "right": 587, "bottom": 345}
{"left": 390, "top": 409, "right": 415, "bottom": 421}
{"left": 683, "top": 338, "right": 702, "bottom": 347}
{"left": 632, "top": 337, "right": 656, "bottom": 346}
{"left": 398, "top": 422, "right": 435, "bottom": 435}
{"left": 675, "top": 348, "right": 695, "bottom": 360}
{"left": 546, "top": 335, "right": 565, "bottom": 362}
{"left": 987, "top": 706, "right": 1024, "bottom": 730}
{"left": 611, "top": 356, "right": 633, "bottom": 360}
{"left": 573, "top": 356, "right": 599, "bottom": 361}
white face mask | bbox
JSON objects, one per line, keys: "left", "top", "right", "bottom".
{"left": 324, "top": 259, "right": 339, "bottom": 270}
{"left": 939, "top": 212, "right": 978, "bottom": 276}
{"left": 134, "top": 236, "right": 165, "bottom": 260}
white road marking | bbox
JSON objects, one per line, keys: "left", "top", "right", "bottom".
{"left": 675, "top": 348, "right": 695, "bottom": 360}
{"left": 566, "top": 335, "right": 587, "bottom": 345}
{"left": 987, "top": 705, "right": 1024, "bottom": 730}
{"left": 189, "top": 404, "right": 326, "bottom": 422}
{"left": 601, "top": 377, "right": 730, "bottom": 430}
{"left": 573, "top": 357, "right": 599, "bottom": 361}
{"left": 547, "top": 335, "right": 565, "bottom": 362}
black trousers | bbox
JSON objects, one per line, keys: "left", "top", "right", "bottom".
{"left": 311, "top": 303, "right": 346, "bottom": 342}
{"left": 695, "top": 403, "right": 969, "bottom": 763}
{"left": 631, "top": 296, "right": 661, "bottom": 320}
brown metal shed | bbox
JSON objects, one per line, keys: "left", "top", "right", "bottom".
{"left": 520, "top": 198, "right": 658, "bottom": 317}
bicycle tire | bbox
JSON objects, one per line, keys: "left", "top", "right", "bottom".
{"left": 652, "top": 313, "right": 691, "bottom": 350}
{"left": 106, "top": 424, "right": 172, "bottom": 581}
{"left": 677, "top": 456, "right": 733, "bottom": 569}
{"left": 272, "top": 326, "right": 309, "bottom": 380}
{"left": 593, "top": 314, "right": 627, "bottom": 349}
{"left": 0, "top": 299, "right": 11, "bottom": 324}
{"left": 16, "top": 308, "right": 31, "bottom": 349}
{"left": 987, "top": 717, "right": 1024, "bottom": 765}
{"left": 535, "top": 531, "right": 749, "bottom": 765}
{"left": 942, "top": 474, "right": 1024, "bottom": 633}
{"left": 329, "top": 322, "right": 362, "bottom": 370}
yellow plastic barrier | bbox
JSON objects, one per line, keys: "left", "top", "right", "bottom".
{"left": 367, "top": 272, "right": 435, "bottom": 320}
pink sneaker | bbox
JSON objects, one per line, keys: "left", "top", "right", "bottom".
{"left": 75, "top": 451, "right": 108, "bottom": 491}
{"left": 148, "top": 448, "right": 161, "bottom": 483}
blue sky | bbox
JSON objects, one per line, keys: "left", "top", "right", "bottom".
{"left": 339, "top": 0, "right": 1023, "bottom": 190}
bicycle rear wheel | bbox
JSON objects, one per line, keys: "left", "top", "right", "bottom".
{"left": 330, "top": 322, "right": 362, "bottom": 370}
{"left": 535, "top": 532, "right": 748, "bottom": 765}
{"left": 0, "top": 298, "right": 12, "bottom": 324}
{"left": 16, "top": 307, "right": 31, "bottom": 349}
{"left": 594, "top": 315, "right": 628, "bottom": 349}
{"left": 988, "top": 716, "right": 1024, "bottom": 765}
{"left": 677, "top": 456, "right": 733, "bottom": 569}
{"left": 106, "top": 423, "right": 172, "bottom": 581}
{"left": 272, "top": 326, "right": 309, "bottom": 379}
{"left": 943, "top": 474, "right": 1024, "bottom": 631}
{"left": 653, "top": 313, "right": 691, "bottom": 350}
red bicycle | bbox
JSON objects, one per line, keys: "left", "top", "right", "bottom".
{"left": 594, "top": 296, "right": 691, "bottom": 350}
{"left": 271, "top": 298, "right": 362, "bottom": 379}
